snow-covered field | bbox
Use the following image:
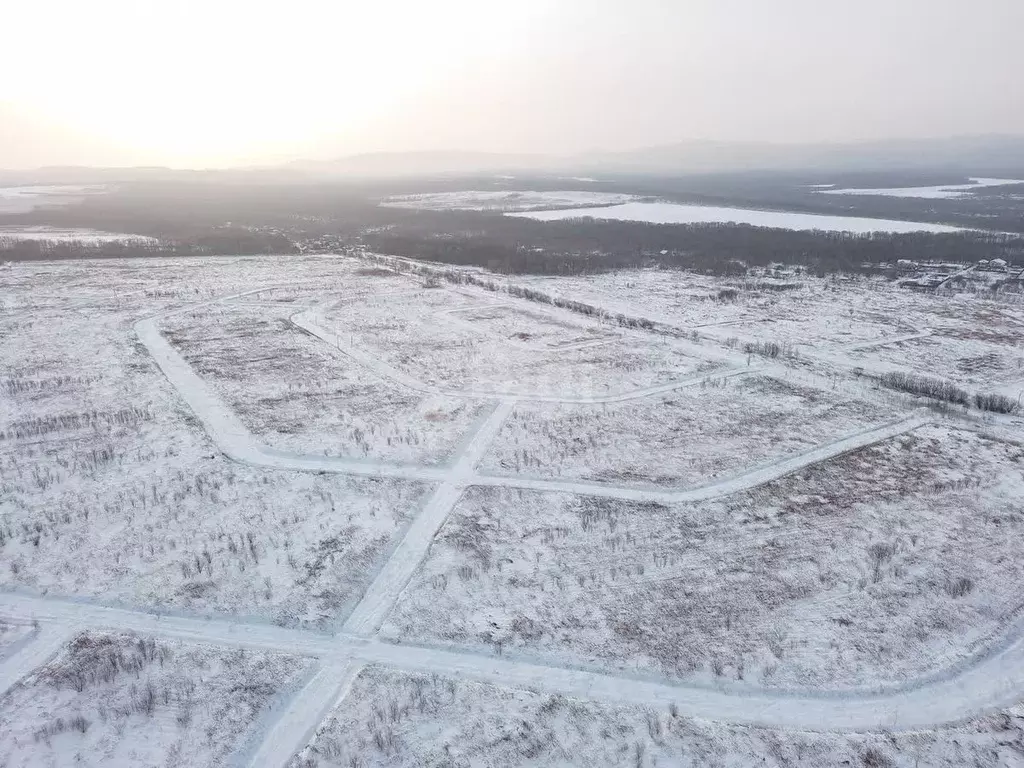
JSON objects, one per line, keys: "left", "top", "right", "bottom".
{"left": 820, "top": 177, "right": 1024, "bottom": 199}
{"left": 291, "top": 665, "right": 1024, "bottom": 767}
{"left": 381, "top": 190, "right": 639, "bottom": 211}
{"left": 159, "top": 303, "right": 487, "bottom": 464}
{"left": 2, "top": 253, "right": 1023, "bottom": 765}
{"left": 481, "top": 374, "right": 900, "bottom": 487}
{"left": 386, "top": 424, "right": 1024, "bottom": 690}
{"left": 0, "top": 630, "right": 313, "bottom": 767}
{"left": 0, "top": 258, "right": 430, "bottom": 629}
{"left": 511, "top": 201, "right": 965, "bottom": 233}
{"left": 0, "top": 226, "right": 155, "bottom": 243}
{"left": 310, "top": 285, "right": 719, "bottom": 398}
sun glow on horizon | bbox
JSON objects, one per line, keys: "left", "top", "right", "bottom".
{"left": 4, "top": 0, "right": 554, "bottom": 167}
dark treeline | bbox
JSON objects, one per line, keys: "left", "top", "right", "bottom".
{"left": 362, "top": 215, "right": 1024, "bottom": 276}
{"left": 0, "top": 230, "right": 296, "bottom": 261}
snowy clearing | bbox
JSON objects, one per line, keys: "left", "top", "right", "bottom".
{"left": 2, "top": 253, "right": 1024, "bottom": 765}
{"left": 0, "top": 630, "right": 313, "bottom": 768}
{"left": 481, "top": 373, "right": 901, "bottom": 488}
{"left": 0, "top": 226, "right": 156, "bottom": 243}
{"left": 159, "top": 303, "right": 488, "bottom": 465}
{"left": 510, "top": 201, "right": 966, "bottom": 233}
{"left": 386, "top": 424, "right": 1024, "bottom": 690}
{"left": 307, "top": 287, "right": 720, "bottom": 399}
{"left": 290, "top": 665, "right": 1024, "bottom": 768}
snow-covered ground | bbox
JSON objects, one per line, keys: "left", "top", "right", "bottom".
{"left": 820, "top": 177, "right": 1024, "bottom": 199}
{"left": 380, "top": 190, "right": 639, "bottom": 212}
{"left": 481, "top": 373, "right": 901, "bottom": 487}
{"left": 0, "top": 623, "right": 33, "bottom": 658}
{"left": 159, "top": 303, "right": 488, "bottom": 465}
{"left": 291, "top": 665, "right": 1024, "bottom": 767}
{"left": 2, "top": 253, "right": 1023, "bottom": 765}
{"left": 510, "top": 201, "right": 966, "bottom": 233}
{"left": 0, "top": 258, "right": 432, "bottom": 630}
{"left": 386, "top": 424, "right": 1024, "bottom": 691}
{"left": 0, "top": 226, "right": 155, "bottom": 243}
{"left": 311, "top": 286, "right": 719, "bottom": 399}
{"left": 0, "top": 630, "right": 313, "bottom": 767}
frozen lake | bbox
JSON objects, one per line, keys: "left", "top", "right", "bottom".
{"left": 382, "top": 190, "right": 637, "bottom": 212}
{"left": 819, "top": 177, "right": 1024, "bottom": 199}
{"left": 509, "top": 202, "right": 964, "bottom": 233}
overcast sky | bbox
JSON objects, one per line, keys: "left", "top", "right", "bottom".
{"left": 2, "top": 0, "right": 1022, "bottom": 168}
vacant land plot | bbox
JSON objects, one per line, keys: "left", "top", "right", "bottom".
{"left": 847, "top": 330, "right": 1024, "bottom": 392}
{"left": 481, "top": 374, "right": 900, "bottom": 487}
{"left": 0, "top": 631, "right": 312, "bottom": 767}
{"left": 160, "top": 304, "right": 486, "bottom": 464}
{"left": 2, "top": 441, "right": 426, "bottom": 628}
{"left": 521, "top": 271, "right": 1024, "bottom": 360}
{"left": 387, "top": 425, "right": 1024, "bottom": 690}
{"left": 223, "top": 268, "right": 421, "bottom": 305}
{"left": 1, "top": 280, "right": 428, "bottom": 629}
{"left": 290, "top": 666, "right": 1024, "bottom": 768}
{"left": 445, "top": 304, "right": 615, "bottom": 349}
{"left": 318, "top": 288, "right": 717, "bottom": 397}
{"left": 519, "top": 272, "right": 908, "bottom": 341}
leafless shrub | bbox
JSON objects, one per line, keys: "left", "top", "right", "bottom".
{"left": 0, "top": 406, "right": 153, "bottom": 442}
{"left": 743, "top": 340, "right": 798, "bottom": 360}
{"left": 878, "top": 371, "right": 968, "bottom": 406}
{"left": 861, "top": 746, "right": 894, "bottom": 767}
{"left": 974, "top": 392, "right": 1019, "bottom": 413}
{"left": 867, "top": 542, "right": 897, "bottom": 583}
{"left": 634, "top": 740, "right": 646, "bottom": 767}
{"left": 945, "top": 577, "right": 974, "bottom": 598}
{"left": 645, "top": 711, "right": 663, "bottom": 741}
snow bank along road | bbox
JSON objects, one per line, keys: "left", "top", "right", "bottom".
{"left": 4, "top": 278, "right": 1022, "bottom": 767}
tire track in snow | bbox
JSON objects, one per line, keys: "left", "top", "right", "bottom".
{"left": 0, "top": 623, "right": 76, "bottom": 698}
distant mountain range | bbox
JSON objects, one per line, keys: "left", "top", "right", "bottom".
{"left": 297, "top": 135, "right": 1024, "bottom": 177}
{"left": 4, "top": 135, "right": 1024, "bottom": 183}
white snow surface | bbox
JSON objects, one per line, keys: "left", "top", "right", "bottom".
{"left": 820, "top": 177, "right": 1024, "bottom": 199}
{"left": 0, "top": 630, "right": 313, "bottom": 768}
{"left": 510, "top": 201, "right": 965, "bottom": 233}
{"left": 290, "top": 665, "right": 1024, "bottom": 768}
{"left": 0, "top": 226, "right": 155, "bottom": 243}
{"left": 3, "top": 254, "right": 1024, "bottom": 766}
{"left": 380, "top": 190, "right": 639, "bottom": 212}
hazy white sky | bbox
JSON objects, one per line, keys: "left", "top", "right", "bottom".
{"left": 3, "top": 0, "right": 1023, "bottom": 168}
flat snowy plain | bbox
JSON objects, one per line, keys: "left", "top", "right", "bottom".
{"left": 2, "top": 254, "right": 1024, "bottom": 766}
{"left": 0, "top": 226, "right": 155, "bottom": 243}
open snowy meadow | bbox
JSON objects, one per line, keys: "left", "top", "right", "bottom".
{"left": 2, "top": 253, "right": 1023, "bottom": 766}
